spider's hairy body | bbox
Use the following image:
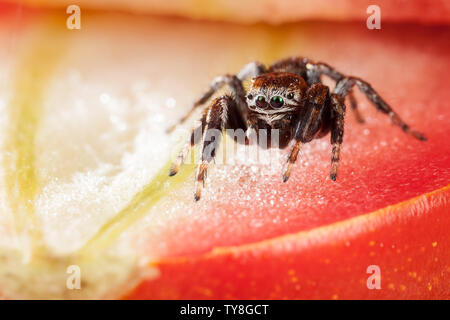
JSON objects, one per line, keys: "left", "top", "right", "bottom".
{"left": 167, "top": 57, "right": 426, "bottom": 201}
{"left": 247, "top": 72, "right": 331, "bottom": 148}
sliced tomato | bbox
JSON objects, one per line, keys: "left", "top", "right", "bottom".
{"left": 127, "top": 187, "right": 450, "bottom": 299}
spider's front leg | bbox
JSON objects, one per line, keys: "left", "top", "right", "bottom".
{"left": 169, "top": 120, "right": 205, "bottom": 177}
{"left": 194, "top": 95, "right": 242, "bottom": 201}
{"left": 282, "top": 83, "right": 330, "bottom": 182}
{"left": 166, "top": 75, "right": 237, "bottom": 134}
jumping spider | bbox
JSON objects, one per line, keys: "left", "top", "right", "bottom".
{"left": 167, "top": 57, "right": 426, "bottom": 201}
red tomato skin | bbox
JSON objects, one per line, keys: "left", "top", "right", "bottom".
{"left": 126, "top": 186, "right": 450, "bottom": 299}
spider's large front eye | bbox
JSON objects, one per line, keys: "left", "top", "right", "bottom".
{"left": 270, "top": 96, "right": 284, "bottom": 108}
{"left": 256, "top": 96, "right": 267, "bottom": 108}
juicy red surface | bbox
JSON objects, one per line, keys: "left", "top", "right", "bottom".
{"left": 128, "top": 187, "right": 450, "bottom": 299}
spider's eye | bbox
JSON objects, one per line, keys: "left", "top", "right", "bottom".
{"left": 256, "top": 96, "right": 267, "bottom": 108}
{"left": 247, "top": 94, "right": 253, "bottom": 100}
{"left": 287, "top": 93, "right": 294, "bottom": 99}
{"left": 270, "top": 96, "right": 284, "bottom": 108}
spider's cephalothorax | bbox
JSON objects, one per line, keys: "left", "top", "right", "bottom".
{"left": 167, "top": 57, "right": 426, "bottom": 201}
{"left": 246, "top": 72, "right": 310, "bottom": 149}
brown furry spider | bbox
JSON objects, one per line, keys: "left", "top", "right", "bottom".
{"left": 167, "top": 57, "right": 426, "bottom": 201}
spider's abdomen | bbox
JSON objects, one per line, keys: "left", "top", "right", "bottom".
{"left": 268, "top": 57, "right": 309, "bottom": 78}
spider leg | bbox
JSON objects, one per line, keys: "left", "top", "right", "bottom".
{"left": 347, "top": 89, "right": 365, "bottom": 123}
{"left": 303, "top": 61, "right": 364, "bottom": 124}
{"left": 169, "top": 122, "right": 204, "bottom": 176}
{"left": 167, "top": 62, "right": 265, "bottom": 134}
{"left": 305, "top": 61, "right": 343, "bottom": 82}
{"left": 332, "top": 76, "right": 426, "bottom": 140}
{"left": 270, "top": 58, "right": 423, "bottom": 133}
{"left": 282, "top": 140, "right": 302, "bottom": 182}
{"left": 283, "top": 83, "right": 329, "bottom": 182}
{"left": 237, "top": 61, "right": 267, "bottom": 81}
{"left": 304, "top": 60, "right": 426, "bottom": 141}
{"left": 329, "top": 94, "right": 346, "bottom": 181}
{"left": 268, "top": 58, "right": 364, "bottom": 124}
{"left": 166, "top": 75, "right": 232, "bottom": 133}
{"left": 194, "top": 95, "right": 239, "bottom": 201}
